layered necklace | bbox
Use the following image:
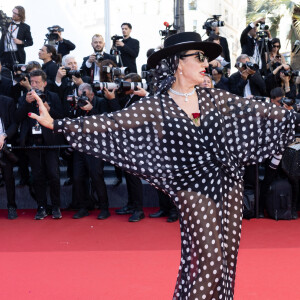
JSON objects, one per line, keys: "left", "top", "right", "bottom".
{"left": 169, "top": 87, "right": 196, "bottom": 102}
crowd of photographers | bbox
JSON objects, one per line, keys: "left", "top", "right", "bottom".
{"left": 0, "top": 6, "right": 299, "bottom": 221}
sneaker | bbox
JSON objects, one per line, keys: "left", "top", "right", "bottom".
{"left": 8, "top": 207, "right": 18, "bottom": 220}
{"left": 34, "top": 207, "right": 47, "bottom": 220}
{"left": 52, "top": 207, "right": 62, "bottom": 219}
{"left": 73, "top": 208, "right": 89, "bottom": 219}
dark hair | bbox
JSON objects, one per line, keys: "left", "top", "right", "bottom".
{"left": 44, "top": 44, "right": 62, "bottom": 64}
{"left": 121, "top": 23, "right": 132, "bottom": 29}
{"left": 146, "top": 48, "right": 155, "bottom": 58}
{"left": 208, "top": 33, "right": 220, "bottom": 42}
{"left": 99, "top": 59, "right": 117, "bottom": 82}
{"left": 26, "top": 61, "right": 41, "bottom": 72}
{"left": 270, "top": 87, "right": 284, "bottom": 99}
{"left": 271, "top": 38, "right": 281, "bottom": 50}
{"left": 124, "top": 73, "right": 141, "bottom": 82}
{"left": 15, "top": 6, "right": 25, "bottom": 23}
{"left": 29, "top": 69, "right": 47, "bottom": 82}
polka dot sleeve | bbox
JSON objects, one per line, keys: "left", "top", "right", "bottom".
{"left": 204, "top": 88, "right": 296, "bottom": 166}
{"left": 53, "top": 97, "right": 166, "bottom": 179}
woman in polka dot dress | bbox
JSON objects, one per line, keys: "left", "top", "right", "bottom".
{"left": 29, "top": 32, "right": 296, "bottom": 299}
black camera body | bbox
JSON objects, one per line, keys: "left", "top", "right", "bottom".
{"left": 0, "top": 10, "right": 12, "bottom": 31}
{"left": 95, "top": 52, "right": 104, "bottom": 63}
{"left": 203, "top": 15, "right": 224, "bottom": 32}
{"left": 241, "top": 61, "right": 259, "bottom": 71}
{"left": 45, "top": 26, "right": 64, "bottom": 42}
{"left": 111, "top": 34, "right": 123, "bottom": 47}
{"left": 64, "top": 67, "right": 82, "bottom": 79}
{"left": 280, "top": 97, "right": 295, "bottom": 107}
{"left": 67, "top": 91, "right": 89, "bottom": 111}
{"left": 12, "top": 64, "right": 29, "bottom": 83}
{"left": 280, "top": 69, "right": 292, "bottom": 77}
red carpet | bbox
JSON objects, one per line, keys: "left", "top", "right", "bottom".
{"left": 0, "top": 209, "right": 299, "bottom": 299}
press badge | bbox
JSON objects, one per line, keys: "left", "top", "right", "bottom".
{"left": 32, "top": 124, "right": 42, "bottom": 135}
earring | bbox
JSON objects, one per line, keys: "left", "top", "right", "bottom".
{"left": 179, "top": 71, "right": 182, "bottom": 74}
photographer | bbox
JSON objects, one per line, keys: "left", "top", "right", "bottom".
{"left": 0, "top": 95, "right": 18, "bottom": 219}
{"left": 0, "top": 6, "right": 33, "bottom": 69}
{"left": 265, "top": 63, "right": 296, "bottom": 99}
{"left": 81, "top": 34, "right": 116, "bottom": 83}
{"left": 266, "top": 38, "right": 286, "bottom": 72}
{"left": 212, "top": 67, "right": 230, "bottom": 91}
{"left": 71, "top": 83, "right": 114, "bottom": 220}
{"left": 38, "top": 44, "right": 61, "bottom": 90}
{"left": 240, "top": 17, "right": 272, "bottom": 73}
{"left": 206, "top": 25, "right": 231, "bottom": 73}
{"left": 115, "top": 23, "right": 139, "bottom": 73}
{"left": 104, "top": 73, "right": 146, "bottom": 222}
{"left": 15, "top": 69, "right": 64, "bottom": 220}
{"left": 46, "top": 25, "right": 75, "bottom": 57}
{"left": 258, "top": 87, "right": 297, "bottom": 219}
{"left": 229, "top": 54, "right": 266, "bottom": 97}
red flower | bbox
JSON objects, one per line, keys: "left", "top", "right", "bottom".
{"left": 192, "top": 113, "right": 200, "bottom": 119}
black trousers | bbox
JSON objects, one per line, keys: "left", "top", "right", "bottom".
{"left": 27, "top": 149, "right": 60, "bottom": 208}
{"left": 157, "top": 189, "right": 177, "bottom": 214}
{"left": 0, "top": 156, "right": 16, "bottom": 208}
{"left": 124, "top": 172, "right": 143, "bottom": 211}
{"left": 73, "top": 151, "right": 109, "bottom": 210}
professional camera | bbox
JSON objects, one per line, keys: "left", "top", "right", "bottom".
{"left": 203, "top": 15, "right": 224, "bottom": 33}
{"left": 252, "top": 95, "right": 269, "bottom": 101}
{"left": 259, "top": 21, "right": 269, "bottom": 31}
{"left": 92, "top": 81, "right": 148, "bottom": 93}
{"left": 280, "top": 97, "right": 295, "bottom": 107}
{"left": 0, "top": 143, "right": 18, "bottom": 167}
{"left": 67, "top": 91, "right": 89, "bottom": 110}
{"left": 111, "top": 34, "right": 123, "bottom": 46}
{"left": 280, "top": 69, "right": 293, "bottom": 77}
{"left": 12, "top": 64, "right": 28, "bottom": 83}
{"left": 95, "top": 52, "right": 104, "bottom": 63}
{"left": 211, "top": 66, "right": 229, "bottom": 78}
{"left": 256, "top": 21, "right": 269, "bottom": 40}
{"left": 64, "top": 67, "right": 82, "bottom": 79}
{"left": 100, "top": 66, "right": 129, "bottom": 81}
{"left": 34, "top": 89, "right": 46, "bottom": 102}
{"left": 159, "top": 22, "right": 177, "bottom": 39}
{"left": 0, "top": 10, "right": 12, "bottom": 31}
{"left": 239, "top": 61, "right": 259, "bottom": 71}
{"left": 45, "top": 26, "right": 64, "bottom": 43}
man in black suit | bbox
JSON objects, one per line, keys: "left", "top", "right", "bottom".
{"left": 240, "top": 17, "right": 272, "bottom": 74}
{"left": 115, "top": 23, "right": 139, "bottom": 73}
{"left": 70, "top": 83, "right": 118, "bottom": 220}
{"left": 0, "top": 95, "right": 18, "bottom": 219}
{"left": 81, "top": 34, "right": 116, "bottom": 83}
{"left": 15, "top": 69, "right": 64, "bottom": 220}
{"left": 229, "top": 54, "right": 266, "bottom": 97}
{"left": 48, "top": 25, "right": 76, "bottom": 57}
{"left": 0, "top": 6, "right": 33, "bottom": 69}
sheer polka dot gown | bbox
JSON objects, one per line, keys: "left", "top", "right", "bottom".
{"left": 54, "top": 88, "right": 295, "bottom": 299}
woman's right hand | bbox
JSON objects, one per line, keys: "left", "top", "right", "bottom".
{"left": 28, "top": 90, "right": 54, "bottom": 130}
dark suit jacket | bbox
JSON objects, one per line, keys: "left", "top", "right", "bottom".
{"left": 81, "top": 52, "right": 117, "bottom": 82}
{"left": 57, "top": 39, "right": 76, "bottom": 57}
{"left": 0, "top": 73, "right": 13, "bottom": 97}
{"left": 229, "top": 71, "right": 266, "bottom": 97}
{"left": 15, "top": 90, "right": 64, "bottom": 146}
{"left": 117, "top": 37, "right": 139, "bottom": 73}
{"left": 0, "top": 95, "right": 17, "bottom": 142}
{"left": 214, "top": 77, "right": 230, "bottom": 92}
{"left": 0, "top": 22, "right": 33, "bottom": 64}
{"left": 219, "top": 36, "right": 231, "bottom": 69}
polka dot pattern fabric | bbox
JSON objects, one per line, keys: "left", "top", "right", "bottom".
{"left": 54, "top": 88, "right": 295, "bottom": 299}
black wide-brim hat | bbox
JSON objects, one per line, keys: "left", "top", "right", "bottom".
{"left": 147, "top": 31, "right": 223, "bottom": 68}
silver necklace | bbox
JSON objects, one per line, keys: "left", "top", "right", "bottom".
{"left": 169, "top": 87, "right": 195, "bottom": 102}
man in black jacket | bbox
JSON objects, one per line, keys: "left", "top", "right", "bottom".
{"left": 0, "top": 6, "right": 33, "bottom": 69}
{"left": 71, "top": 83, "right": 119, "bottom": 220}
{"left": 15, "top": 69, "right": 64, "bottom": 220}
{"left": 48, "top": 25, "right": 76, "bottom": 57}
{"left": 229, "top": 54, "right": 266, "bottom": 97}
{"left": 240, "top": 17, "right": 272, "bottom": 74}
{"left": 115, "top": 23, "right": 139, "bottom": 73}
{"left": 81, "top": 34, "right": 116, "bottom": 83}
{"left": 0, "top": 95, "right": 18, "bottom": 219}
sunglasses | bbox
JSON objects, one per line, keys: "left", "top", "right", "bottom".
{"left": 180, "top": 51, "right": 208, "bottom": 63}
{"left": 273, "top": 45, "right": 280, "bottom": 48}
